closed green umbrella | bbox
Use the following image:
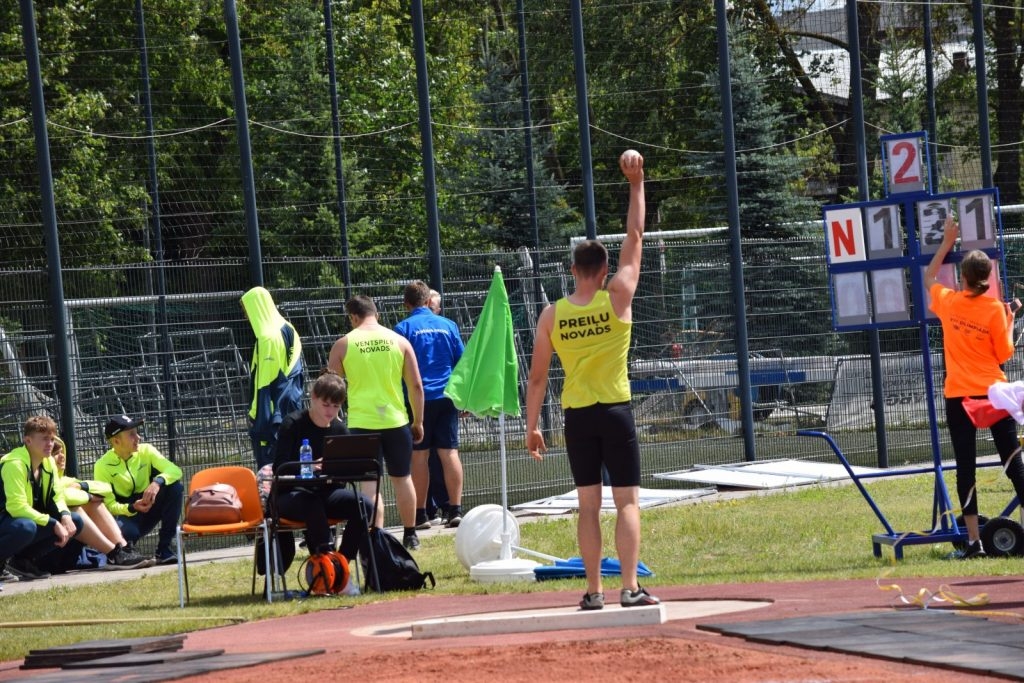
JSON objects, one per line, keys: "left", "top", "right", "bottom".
{"left": 445, "top": 267, "right": 536, "bottom": 578}
{"left": 445, "top": 265, "right": 520, "bottom": 418}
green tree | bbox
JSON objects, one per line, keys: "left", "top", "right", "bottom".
{"left": 0, "top": 1, "right": 152, "bottom": 295}
{"left": 875, "top": 27, "right": 926, "bottom": 134}
{"left": 749, "top": 0, "right": 886, "bottom": 201}
{"left": 521, "top": 0, "right": 721, "bottom": 234}
{"left": 987, "top": 0, "right": 1024, "bottom": 205}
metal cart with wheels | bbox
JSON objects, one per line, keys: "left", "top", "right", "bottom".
{"left": 799, "top": 429, "right": 1024, "bottom": 558}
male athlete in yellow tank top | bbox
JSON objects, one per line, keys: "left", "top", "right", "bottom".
{"left": 526, "top": 149, "right": 660, "bottom": 610}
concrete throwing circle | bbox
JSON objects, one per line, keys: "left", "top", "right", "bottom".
{"left": 351, "top": 599, "right": 771, "bottom": 639}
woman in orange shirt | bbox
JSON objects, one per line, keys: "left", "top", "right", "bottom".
{"left": 925, "top": 215, "right": 1024, "bottom": 558}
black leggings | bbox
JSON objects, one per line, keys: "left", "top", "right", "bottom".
{"left": 946, "top": 396, "right": 1024, "bottom": 516}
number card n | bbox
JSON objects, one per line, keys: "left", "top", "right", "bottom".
{"left": 823, "top": 207, "right": 866, "bottom": 263}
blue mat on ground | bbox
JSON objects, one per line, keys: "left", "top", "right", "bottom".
{"left": 533, "top": 557, "right": 653, "bottom": 580}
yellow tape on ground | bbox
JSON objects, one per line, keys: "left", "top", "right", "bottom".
{"left": 876, "top": 575, "right": 989, "bottom": 609}
{"left": 952, "top": 608, "right": 1024, "bottom": 620}
{"left": 935, "top": 584, "right": 989, "bottom": 607}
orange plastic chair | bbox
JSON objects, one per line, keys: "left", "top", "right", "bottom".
{"left": 176, "top": 466, "right": 271, "bottom": 607}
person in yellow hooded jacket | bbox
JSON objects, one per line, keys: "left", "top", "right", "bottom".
{"left": 0, "top": 415, "right": 83, "bottom": 582}
{"left": 93, "top": 414, "right": 183, "bottom": 565}
{"left": 241, "top": 286, "right": 305, "bottom": 469}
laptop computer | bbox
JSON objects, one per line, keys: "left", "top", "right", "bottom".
{"left": 320, "top": 433, "right": 381, "bottom": 479}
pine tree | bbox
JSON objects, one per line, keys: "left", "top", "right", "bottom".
{"left": 442, "top": 33, "right": 579, "bottom": 250}
{"left": 687, "top": 21, "right": 825, "bottom": 358}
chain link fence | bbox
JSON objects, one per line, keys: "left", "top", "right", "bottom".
{"left": 3, "top": 1, "right": 1024, "bottom": 544}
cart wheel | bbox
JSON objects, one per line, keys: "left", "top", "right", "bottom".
{"left": 952, "top": 514, "right": 988, "bottom": 551}
{"left": 980, "top": 517, "right": 1024, "bottom": 557}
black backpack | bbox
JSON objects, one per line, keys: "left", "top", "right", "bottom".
{"left": 360, "top": 527, "right": 435, "bottom": 592}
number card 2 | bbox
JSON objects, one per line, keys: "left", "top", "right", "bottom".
{"left": 882, "top": 132, "right": 928, "bottom": 195}
{"left": 916, "top": 198, "right": 951, "bottom": 255}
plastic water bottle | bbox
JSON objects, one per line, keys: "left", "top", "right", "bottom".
{"left": 299, "top": 439, "right": 314, "bottom": 479}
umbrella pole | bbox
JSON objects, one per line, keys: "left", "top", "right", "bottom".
{"left": 498, "top": 413, "right": 512, "bottom": 560}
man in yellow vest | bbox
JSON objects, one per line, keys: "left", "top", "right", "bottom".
{"left": 525, "top": 149, "right": 659, "bottom": 610}
{"left": 0, "top": 416, "right": 83, "bottom": 582}
{"left": 328, "top": 295, "right": 425, "bottom": 550}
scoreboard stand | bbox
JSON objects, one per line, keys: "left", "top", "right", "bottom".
{"left": 801, "top": 131, "right": 1007, "bottom": 559}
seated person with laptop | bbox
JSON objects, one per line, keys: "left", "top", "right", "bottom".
{"left": 271, "top": 371, "right": 377, "bottom": 575}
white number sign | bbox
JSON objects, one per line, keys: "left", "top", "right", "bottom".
{"left": 958, "top": 194, "right": 995, "bottom": 250}
{"left": 885, "top": 136, "right": 925, "bottom": 194}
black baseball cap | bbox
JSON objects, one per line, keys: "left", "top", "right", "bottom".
{"left": 105, "top": 414, "right": 144, "bottom": 439}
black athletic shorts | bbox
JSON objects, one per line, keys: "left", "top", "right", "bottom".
{"left": 351, "top": 425, "right": 413, "bottom": 478}
{"left": 563, "top": 402, "right": 640, "bottom": 487}
{"left": 414, "top": 397, "right": 459, "bottom": 450}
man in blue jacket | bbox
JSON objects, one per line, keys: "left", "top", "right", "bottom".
{"left": 241, "top": 286, "right": 305, "bottom": 469}
{"left": 395, "top": 280, "right": 466, "bottom": 528}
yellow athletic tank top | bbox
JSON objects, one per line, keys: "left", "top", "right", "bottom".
{"left": 342, "top": 328, "right": 408, "bottom": 429}
{"left": 550, "top": 290, "right": 631, "bottom": 408}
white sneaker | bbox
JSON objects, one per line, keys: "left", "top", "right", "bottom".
{"left": 341, "top": 580, "right": 361, "bottom": 596}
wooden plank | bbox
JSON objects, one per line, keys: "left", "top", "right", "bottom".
{"left": 6, "top": 650, "right": 324, "bottom": 683}
{"left": 27, "top": 634, "right": 186, "bottom": 656}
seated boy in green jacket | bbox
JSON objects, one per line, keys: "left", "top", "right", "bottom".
{"left": 93, "top": 415, "right": 184, "bottom": 565}
{"left": 0, "top": 415, "right": 84, "bottom": 582}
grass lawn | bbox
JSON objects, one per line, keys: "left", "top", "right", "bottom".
{"left": 1, "top": 470, "right": 1021, "bottom": 662}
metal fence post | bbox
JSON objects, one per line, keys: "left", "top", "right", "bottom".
{"left": 19, "top": 0, "right": 78, "bottom": 467}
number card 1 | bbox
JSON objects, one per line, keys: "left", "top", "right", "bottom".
{"left": 957, "top": 193, "right": 996, "bottom": 250}
{"left": 864, "top": 204, "right": 902, "bottom": 258}
{"left": 881, "top": 132, "right": 929, "bottom": 196}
